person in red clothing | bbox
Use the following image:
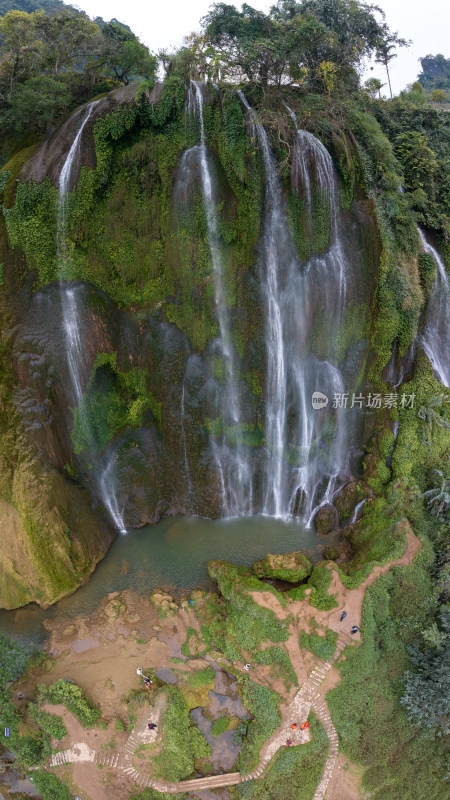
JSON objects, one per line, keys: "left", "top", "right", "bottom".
{"left": 300, "top": 721, "right": 310, "bottom": 730}
{"left": 291, "top": 722, "right": 298, "bottom": 730}
{"left": 286, "top": 739, "right": 293, "bottom": 746}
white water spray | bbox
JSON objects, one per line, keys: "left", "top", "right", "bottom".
{"left": 58, "top": 101, "right": 126, "bottom": 533}
{"left": 179, "top": 82, "right": 253, "bottom": 515}
{"left": 418, "top": 228, "right": 450, "bottom": 388}
{"left": 238, "top": 93, "right": 351, "bottom": 522}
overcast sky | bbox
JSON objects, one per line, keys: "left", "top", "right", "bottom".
{"left": 73, "top": 0, "right": 450, "bottom": 95}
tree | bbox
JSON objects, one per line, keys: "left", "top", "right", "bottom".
{"left": 0, "top": 9, "right": 41, "bottom": 97}
{"left": 364, "top": 76, "right": 384, "bottom": 98}
{"left": 375, "top": 24, "right": 410, "bottom": 98}
{"left": 430, "top": 88, "right": 447, "bottom": 105}
{"left": 35, "top": 9, "right": 99, "bottom": 75}
{"left": 4, "top": 74, "right": 70, "bottom": 132}
{"left": 401, "top": 609, "right": 450, "bottom": 737}
{"left": 98, "top": 21, "right": 156, "bottom": 86}
{"left": 418, "top": 53, "right": 450, "bottom": 93}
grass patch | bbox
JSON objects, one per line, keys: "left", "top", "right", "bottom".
{"left": 299, "top": 629, "right": 338, "bottom": 662}
{"left": 252, "top": 646, "right": 298, "bottom": 690}
{"left": 307, "top": 564, "right": 338, "bottom": 611}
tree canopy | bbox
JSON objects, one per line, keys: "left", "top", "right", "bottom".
{"left": 0, "top": 7, "right": 156, "bottom": 135}
{"left": 197, "top": 0, "right": 399, "bottom": 92}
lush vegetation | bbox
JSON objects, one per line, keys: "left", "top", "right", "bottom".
{"left": 38, "top": 679, "right": 100, "bottom": 726}
{"left": 236, "top": 713, "right": 328, "bottom": 799}
{"left": 151, "top": 686, "right": 211, "bottom": 781}
{"left": 28, "top": 704, "right": 67, "bottom": 739}
{"left": 300, "top": 628, "right": 338, "bottom": 662}
{"left": 30, "top": 769, "right": 72, "bottom": 800}
{"left": 236, "top": 678, "right": 282, "bottom": 773}
{"left": 327, "top": 525, "right": 448, "bottom": 800}
{"left": 0, "top": 3, "right": 155, "bottom": 142}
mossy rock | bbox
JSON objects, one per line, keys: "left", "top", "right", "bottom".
{"left": 252, "top": 551, "right": 313, "bottom": 583}
{"left": 313, "top": 503, "right": 339, "bottom": 535}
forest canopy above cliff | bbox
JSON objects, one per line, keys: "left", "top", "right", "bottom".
{"left": 0, "top": 5, "right": 155, "bottom": 136}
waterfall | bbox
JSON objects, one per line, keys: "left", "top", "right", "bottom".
{"left": 418, "top": 228, "right": 450, "bottom": 388}
{"left": 180, "top": 380, "right": 193, "bottom": 501}
{"left": 238, "top": 93, "right": 350, "bottom": 523}
{"left": 179, "top": 82, "right": 253, "bottom": 516}
{"left": 58, "top": 101, "right": 126, "bottom": 534}
{"left": 350, "top": 498, "right": 366, "bottom": 525}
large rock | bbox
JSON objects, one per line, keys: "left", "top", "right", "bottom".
{"left": 252, "top": 551, "right": 313, "bottom": 583}
{"left": 313, "top": 503, "right": 339, "bottom": 535}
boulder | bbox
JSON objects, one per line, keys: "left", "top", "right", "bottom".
{"left": 252, "top": 551, "right": 313, "bottom": 583}
{"left": 313, "top": 503, "right": 339, "bottom": 535}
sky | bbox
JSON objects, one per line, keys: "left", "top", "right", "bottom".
{"left": 73, "top": 0, "right": 450, "bottom": 96}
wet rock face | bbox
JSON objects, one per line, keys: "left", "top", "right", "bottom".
{"left": 313, "top": 503, "right": 339, "bottom": 535}
{"left": 11, "top": 279, "right": 226, "bottom": 531}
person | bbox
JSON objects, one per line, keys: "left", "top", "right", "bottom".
{"left": 137, "top": 668, "right": 144, "bottom": 677}
{"left": 351, "top": 625, "right": 359, "bottom": 634}
{"left": 291, "top": 722, "right": 298, "bottom": 730}
{"left": 148, "top": 722, "right": 157, "bottom": 730}
{"left": 300, "top": 721, "right": 310, "bottom": 730}
{"left": 340, "top": 611, "right": 347, "bottom": 622}
{"left": 244, "top": 664, "right": 250, "bottom": 671}
{"left": 286, "top": 739, "right": 293, "bottom": 746}
{"left": 144, "top": 677, "right": 152, "bottom": 688}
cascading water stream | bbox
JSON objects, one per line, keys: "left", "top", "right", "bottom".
{"left": 180, "top": 380, "right": 193, "bottom": 501}
{"left": 180, "top": 82, "right": 253, "bottom": 515}
{"left": 418, "top": 228, "right": 450, "bottom": 387}
{"left": 238, "top": 93, "right": 350, "bottom": 523}
{"left": 58, "top": 101, "right": 126, "bottom": 533}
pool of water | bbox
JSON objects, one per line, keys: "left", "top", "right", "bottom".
{"left": 0, "top": 515, "right": 337, "bottom": 648}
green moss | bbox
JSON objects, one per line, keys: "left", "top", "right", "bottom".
{"left": 252, "top": 552, "right": 313, "bottom": 583}
{"left": 72, "top": 353, "right": 159, "bottom": 455}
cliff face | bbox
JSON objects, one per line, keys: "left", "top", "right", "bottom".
{"left": 0, "top": 80, "right": 445, "bottom": 609}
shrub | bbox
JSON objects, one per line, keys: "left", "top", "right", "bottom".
{"left": 29, "top": 770, "right": 72, "bottom": 800}
{"left": 38, "top": 680, "right": 100, "bottom": 727}
{"left": 211, "top": 715, "right": 230, "bottom": 737}
{"left": 236, "top": 679, "right": 281, "bottom": 774}
{"left": 299, "top": 629, "right": 338, "bottom": 662}
{"left": 29, "top": 705, "right": 67, "bottom": 740}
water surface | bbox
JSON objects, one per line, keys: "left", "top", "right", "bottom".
{"left": 0, "top": 515, "right": 337, "bottom": 647}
